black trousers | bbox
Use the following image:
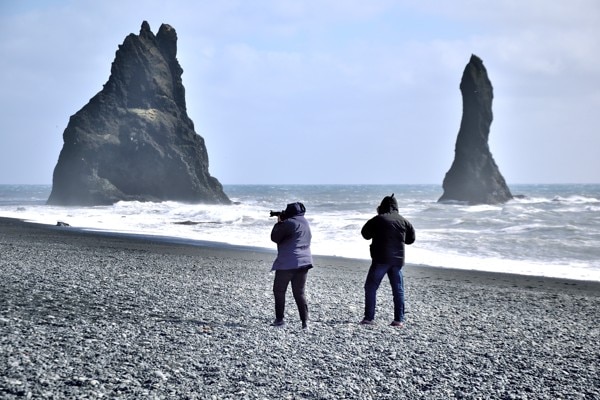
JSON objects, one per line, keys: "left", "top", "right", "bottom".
{"left": 273, "top": 267, "right": 310, "bottom": 322}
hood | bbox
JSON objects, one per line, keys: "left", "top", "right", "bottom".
{"left": 284, "top": 202, "right": 306, "bottom": 217}
{"left": 377, "top": 193, "right": 398, "bottom": 214}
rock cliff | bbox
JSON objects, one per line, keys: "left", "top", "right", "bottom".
{"left": 438, "top": 55, "right": 513, "bottom": 205}
{"left": 47, "top": 21, "right": 230, "bottom": 206}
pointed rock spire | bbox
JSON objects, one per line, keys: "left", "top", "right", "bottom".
{"left": 438, "top": 55, "right": 513, "bottom": 205}
{"left": 47, "top": 22, "right": 230, "bottom": 206}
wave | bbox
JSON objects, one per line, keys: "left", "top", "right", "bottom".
{"left": 2, "top": 184, "right": 600, "bottom": 281}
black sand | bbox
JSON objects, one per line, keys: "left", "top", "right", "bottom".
{"left": 1, "top": 217, "right": 599, "bottom": 399}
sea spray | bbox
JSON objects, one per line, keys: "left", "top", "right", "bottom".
{"left": 1, "top": 184, "right": 599, "bottom": 281}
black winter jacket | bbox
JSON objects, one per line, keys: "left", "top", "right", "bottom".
{"left": 361, "top": 210, "right": 415, "bottom": 266}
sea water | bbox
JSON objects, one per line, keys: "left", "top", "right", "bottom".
{"left": 1, "top": 184, "right": 599, "bottom": 282}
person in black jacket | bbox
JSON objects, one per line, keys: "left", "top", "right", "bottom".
{"left": 360, "top": 194, "right": 415, "bottom": 327}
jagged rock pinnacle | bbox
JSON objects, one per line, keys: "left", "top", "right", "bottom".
{"left": 47, "top": 21, "right": 230, "bottom": 206}
{"left": 438, "top": 54, "right": 513, "bottom": 205}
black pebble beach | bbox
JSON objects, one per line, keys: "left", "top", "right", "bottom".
{"left": 1, "top": 217, "right": 599, "bottom": 399}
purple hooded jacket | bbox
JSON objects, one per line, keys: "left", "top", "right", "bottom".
{"left": 271, "top": 202, "right": 313, "bottom": 271}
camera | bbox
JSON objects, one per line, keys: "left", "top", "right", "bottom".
{"left": 270, "top": 210, "right": 285, "bottom": 218}
{"left": 269, "top": 202, "right": 305, "bottom": 220}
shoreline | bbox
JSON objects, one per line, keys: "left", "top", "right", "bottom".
{"left": 2, "top": 182, "right": 599, "bottom": 283}
{"left": 3, "top": 216, "right": 600, "bottom": 291}
{"left": 1, "top": 216, "right": 599, "bottom": 398}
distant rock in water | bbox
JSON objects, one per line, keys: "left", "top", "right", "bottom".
{"left": 438, "top": 55, "right": 513, "bottom": 205}
{"left": 47, "top": 21, "right": 230, "bottom": 206}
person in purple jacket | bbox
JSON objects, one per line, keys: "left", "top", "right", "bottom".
{"left": 270, "top": 202, "right": 313, "bottom": 329}
{"left": 360, "top": 194, "right": 415, "bottom": 327}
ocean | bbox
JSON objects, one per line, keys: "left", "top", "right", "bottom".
{"left": 1, "top": 184, "right": 599, "bottom": 282}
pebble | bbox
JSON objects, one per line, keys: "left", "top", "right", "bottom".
{"left": 1, "top": 219, "right": 599, "bottom": 398}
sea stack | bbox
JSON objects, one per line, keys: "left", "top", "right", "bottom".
{"left": 438, "top": 55, "right": 513, "bottom": 205}
{"left": 47, "top": 21, "right": 230, "bottom": 206}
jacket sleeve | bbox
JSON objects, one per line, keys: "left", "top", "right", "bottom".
{"left": 404, "top": 221, "right": 416, "bottom": 245}
{"left": 361, "top": 218, "right": 374, "bottom": 240}
{"left": 271, "top": 221, "right": 291, "bottom": 244}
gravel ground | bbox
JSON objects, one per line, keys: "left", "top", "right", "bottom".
{"left": 1, "top": 217, "right": 599, "bottom": 399}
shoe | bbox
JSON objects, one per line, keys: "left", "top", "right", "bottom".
{"left": 390, "top": 321, "right": 404, "bottom": 327}
{"left": 302, "top": 321, "right": 308, "bottom": 329}
{"left": 271, "top": 319, "right": 285, "bottom": 327}
{"left": 359, "top": 319, "right": 375, "bottom": 325}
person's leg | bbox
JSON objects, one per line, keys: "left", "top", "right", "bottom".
{"left": 273, "top": 270, "right": 293, "bottom": 324}
{"left": 290, "top": 268, "right": 309, "bottom": 326}
{"left": 363, "top": 263, "right": 389, "bottom": 322}
{"left": 388, "top": 265, "right": 405, "bottom": 324}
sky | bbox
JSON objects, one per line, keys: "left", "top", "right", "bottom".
{"left": 1, "top": 0, "right": 599, "bottom": 185}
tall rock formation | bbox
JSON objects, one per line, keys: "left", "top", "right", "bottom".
{"left": 47, "top": 21, "right": 230, "bottom": 206}
{"left": 438, "top": 55, "right": 513, "bottom": 205}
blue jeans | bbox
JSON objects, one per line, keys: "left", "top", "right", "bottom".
{"left": 364, "top": 263, "right": 405, "bottom": 322}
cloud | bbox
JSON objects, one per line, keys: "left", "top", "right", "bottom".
{"left": 1, "top": 0, "right": 599, "bottom": 184}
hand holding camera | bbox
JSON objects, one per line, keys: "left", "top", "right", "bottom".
{"left": 270, "top": 210, "right": 285, "bottom": 222}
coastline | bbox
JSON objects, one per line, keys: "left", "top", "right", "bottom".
{"left": 1, "top": 216, "right": 599, "bottom": 398}
{"left": 3, "top": 216, "right": 599, "bottom": 291}
{"left": 2, "top": 182, "right": 600, "bottom": 282}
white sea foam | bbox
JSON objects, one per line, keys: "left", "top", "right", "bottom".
{"left": 1, "top": 184, "right": 599, "bottom": 281}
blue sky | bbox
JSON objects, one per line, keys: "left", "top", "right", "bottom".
{"left": 1, "top": 0, "right": 599, "bottom": 184}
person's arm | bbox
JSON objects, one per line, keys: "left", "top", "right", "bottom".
{"left": 404, "top": 221, "right": 416, "bottom": 245}
{"left": 361, "top": 218, "right": 374, "bottom": 240}
{"left": 271, "top": 220, "right": 291, "bottom": 244}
